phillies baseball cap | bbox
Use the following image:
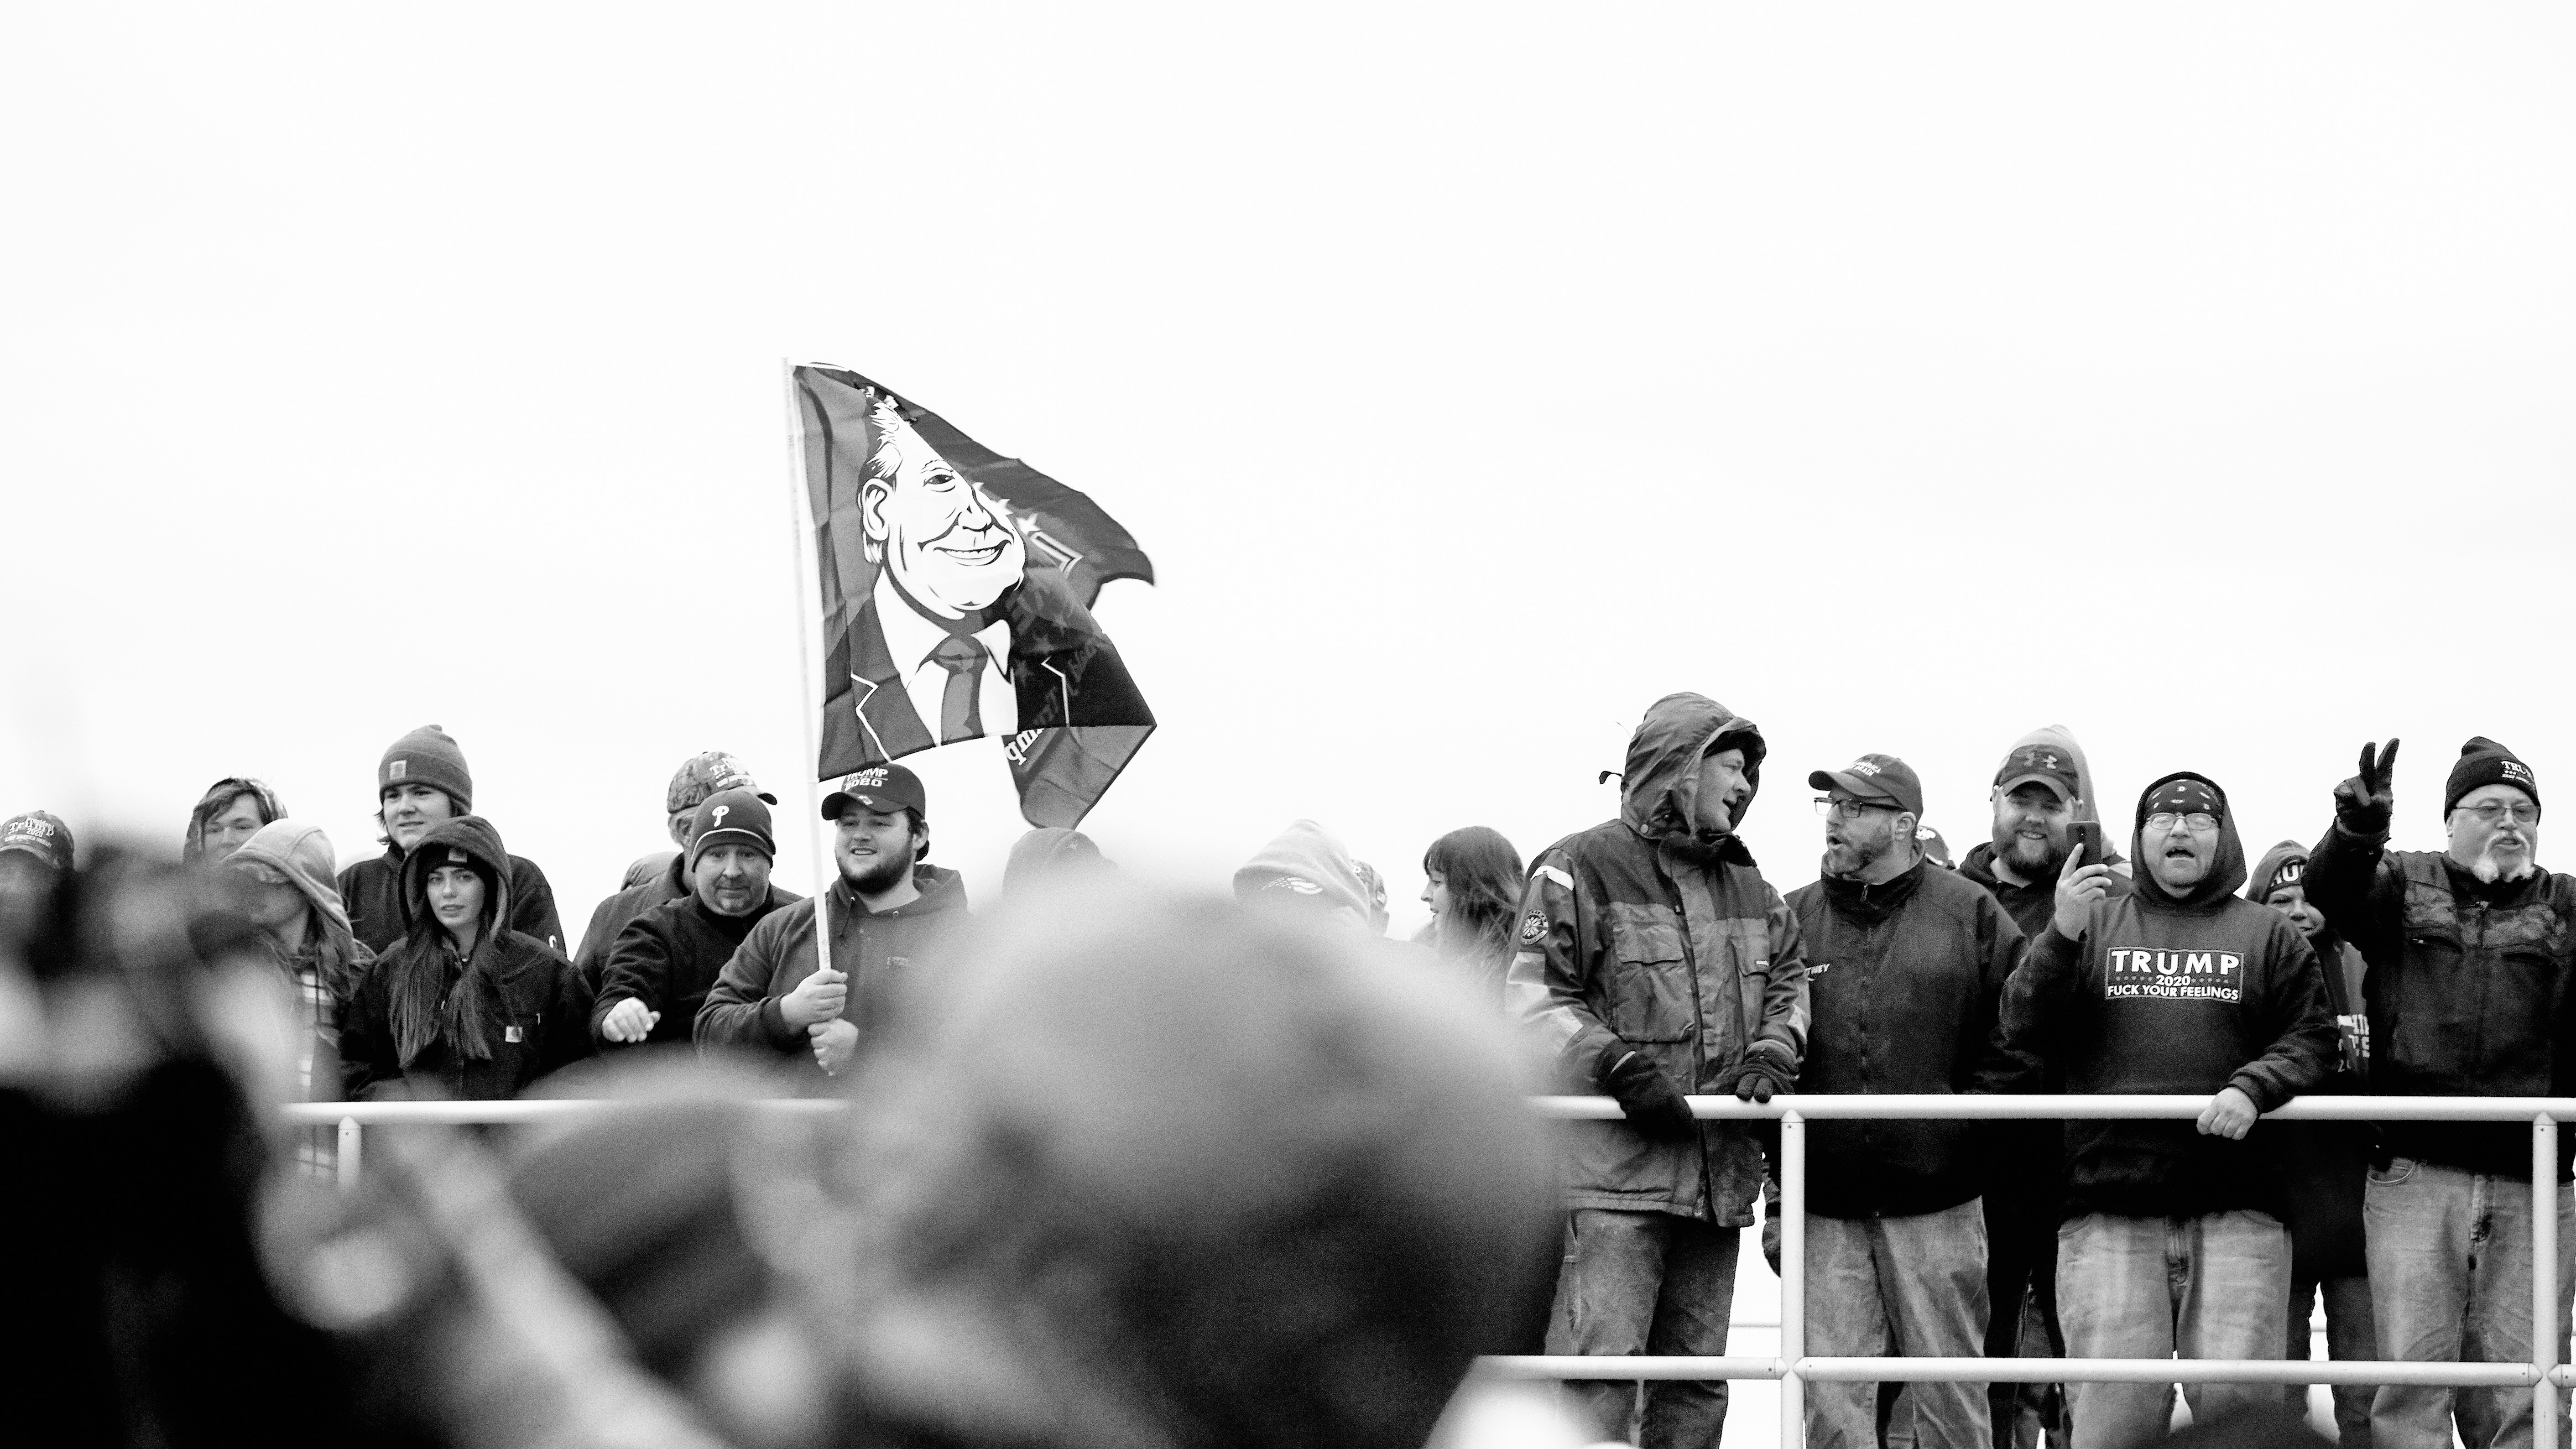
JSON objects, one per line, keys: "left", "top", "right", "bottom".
{"left": 1994, "top": 743, "right": 2080, "bottom": 803}
{"left": 1807, "top": 754, "right": 1924, "bottom": 817}
{"left": 667, "top": 751, "right": 776, "bottom": 814}
{"left": 687, "top": 788, "right": 777, "bottom": 866}
{"left": 822, "top": 763, "right": 927, "bottom": 821}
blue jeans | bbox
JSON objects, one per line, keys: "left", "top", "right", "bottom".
{"left": 1806, "top": 1199, "right": 1992, "bottom": 1449}
{"left": 1549, "top": 1208, "right": 1742, "bottom": 1448}
{"left": 2364, "top": 1157, "right": 2576, "bottom": 1449}
{"left": 2056, "top": 1210, "right": 2289, "bottom": 1449}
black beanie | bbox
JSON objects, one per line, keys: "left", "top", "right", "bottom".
{"left": 2444, "top": 737, "right": 2539, "bottom": 819}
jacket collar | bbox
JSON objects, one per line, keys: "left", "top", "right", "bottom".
{"left": 1820, "top": 856, "right": 1929, "bottom": 922}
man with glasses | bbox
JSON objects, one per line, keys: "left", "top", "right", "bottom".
{"left": 2301, "top": 737, "right": 2576, "bottom": 1449}
{"left": 1992, "top": 772, "right": 2334, "bottom": 1449}
{"left": 1957, "top": 727, "right": 2130, "bottom": 1449}
{"left": 1785, "top": 755, "right": 2024, "bottom": 1449}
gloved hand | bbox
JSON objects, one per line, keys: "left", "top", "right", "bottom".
{"left": 1599, "top": 1048, "right": 1698, "bottom": 1141}
{"left": 2334, "top": 738, "right": 2400, "bottom": 836}
{"left": 1732, "top": 1040, "right": 1798, "bottom": 1104}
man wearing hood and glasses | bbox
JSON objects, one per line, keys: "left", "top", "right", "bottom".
{"left": 1506, "top": 692, "right": 1811, "bottom": 1449}
{"left": 1989, "top": 773, "right": 2335, "bottom": 1449}
{"left": 2300, "top": 738, "right": 2576, "bottom": 1449}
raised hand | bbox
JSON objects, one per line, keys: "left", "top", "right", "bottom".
{"left": 2333, "top": 738, "right": 2401, "bottom": 835}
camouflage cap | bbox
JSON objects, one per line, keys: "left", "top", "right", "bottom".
{"left": 666, "top": 751, "right": 775, "bottom": 814}
{"left": 0, "top": 810, "right": 75, "bottom": 873}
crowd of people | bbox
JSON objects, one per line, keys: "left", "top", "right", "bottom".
{"left": 0, "top": 699, "right": 2568, "bottom": 1449}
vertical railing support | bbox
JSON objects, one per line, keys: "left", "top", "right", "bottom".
{"left": 337, "top": 1115, "right": 362, "bottom": 1190}
{"left": 1782, "top": 1109, "right": 1806, "bottom": 1449}
{"left": 2537, "top": 1114, "right": 2559, "bottom": 1449}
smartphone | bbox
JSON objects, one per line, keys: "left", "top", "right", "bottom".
{"left": 2069, "top": 821, "right": 2105, "bottom": 871}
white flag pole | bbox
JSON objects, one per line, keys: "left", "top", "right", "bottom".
{"left": 781, "top": 360, "right": 838, "bottom": 1018}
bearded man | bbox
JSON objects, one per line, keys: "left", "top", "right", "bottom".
{"left": 1785, "top": 754, "right": 2025, "bottom": 1449}
{"left": 694, "top": 764, "right": 969, "bottom": 1079}
{"left": 2303, "top": 737, "right": 2576, "bottom": 1449}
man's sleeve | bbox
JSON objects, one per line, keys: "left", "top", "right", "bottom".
{"left": 1751, "top": 884, "right": 1809, "bottom": 1063}
{"left": 694, "top": 917, "right": 799, "bottom": 1054}
{"left": 510, "top": 858, "right": 568, "bottom": 955}
{"left": 2230, "top": 923, "right": 2336, "bottom": 1110}
{"left": 1984, "top": 920, "right": 2084, "bottom": 1093}
{"left": 591, "top": 915, "right": 674, "bottom": 1046}
{"left": 1961, "top": 894, "right": 2028, "bottom": 1091}
{"left": 1501, "top": 853, "right": 1623, "bottom": 1087}
{"left": 540, "top": 951, "right": 596, "bottom": 1078}
{"left": 2303, "top": 821, "right": 2403, "bottom": 966}
{"left": 572, "top": 895, "right": 622, "bottom": 989}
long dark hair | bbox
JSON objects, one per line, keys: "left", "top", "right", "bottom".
{"left": 388, "top": 835, "right": 506, "bottom": 1067}
{"left": 1423, "top": 826, "right": 1524, "bottom": 963}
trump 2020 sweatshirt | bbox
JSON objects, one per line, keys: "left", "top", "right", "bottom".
{"left": 1992, "top": 772, "right": 2336, "bottom": 1220}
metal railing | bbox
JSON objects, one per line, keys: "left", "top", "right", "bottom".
{"left": 286, "top": 1093, "right": 2574, "bottom": 1449}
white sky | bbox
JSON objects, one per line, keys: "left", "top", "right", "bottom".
{"left": 5, "top": 5, "right": 2573, "bottom": 951}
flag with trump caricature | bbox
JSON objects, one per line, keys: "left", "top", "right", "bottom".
{"left": 790, "top": 365, "right": 1156, "bottom": 828}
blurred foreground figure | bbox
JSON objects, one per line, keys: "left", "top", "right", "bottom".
{"left": 999, "top": 825, "right": 1110, "bottom": 897}
{"left": 0, "top": 808, "right": 76, "bottom": 940}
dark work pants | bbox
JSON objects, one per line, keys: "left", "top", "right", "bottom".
{"left": 1550, "top": 1207, "right": 1743, "bottom": 1449}
{"left": 1984, "top": 1187, "right": 2068, "bottom": 1449}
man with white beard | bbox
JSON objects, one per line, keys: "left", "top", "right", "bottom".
{"left": 2302, "top": 737, "right": 2576, "bottom": 1449}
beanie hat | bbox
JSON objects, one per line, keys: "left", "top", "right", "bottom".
{"left": 2445, "top": 737, "right": 2539, "bottom": 819}
{"left": 0, "top": 810, "right": 75, "bottom": 874}
{"left": 686, "top": 788, "right": 776, "bottom": 868}
{"left": 381, "top": 725, "right": 473, "bottom": 811}
{"left": 2247, "top": 840, "right": 2310, "bottom": 903}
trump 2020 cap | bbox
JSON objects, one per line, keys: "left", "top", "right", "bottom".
{"left": 822, "top": 763, "right": 927, "bottom": 821}
{"left": 1807, "top": 754, "right": 1924, "bottom": 818}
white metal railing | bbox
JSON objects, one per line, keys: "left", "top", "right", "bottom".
{"left": 287, "top": 1093, "right": 2574, "bottom": 1449}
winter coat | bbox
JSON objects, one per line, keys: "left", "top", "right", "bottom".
{"left": 2245, "top": 839, "right": 2373, "bottom": 1278}
{"left": 574, "top": 853, "right": 688, "bottom": 990}
{"left": 2303, "top": 821, "right": 2576, "bottom": 1179}
{"left": 337, "top": 817, "right": 593, "bottom": 1101}
{"left": 228, "top": 820, "right": 371, "bottom": 1102}
{"left": 1994, "top": 773, "right": 2336, "bottom": 1220}
{"left": 694, "top": 865, "right": 970, "bottom": 1076}
{"left": 340, "top": 842, "right": 566, "bottom": 957}
{"left": 1786, "top": 858, "right": 2024, "bottom": 1219}
{"left": 591, "top": 885, "right": 801, "bottom": 1049}
{"left": 1504, "top": 692, "right": 1809, "bottom": 1226}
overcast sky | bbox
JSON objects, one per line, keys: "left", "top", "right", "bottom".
{"left": 5, "top": 6, "right": 2571, "bottom": 950}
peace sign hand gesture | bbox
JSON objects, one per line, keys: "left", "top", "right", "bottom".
{"left": 2334, "top": 739, "right": 2401, "bottom": 835}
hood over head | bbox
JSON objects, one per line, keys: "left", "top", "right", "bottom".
{"left": 2130, "top": 771, "right": 2247, "bottom": 909}
{"left": 1003, "top": 828, "right": 1109, "bottom": 897}
{"left": 1993, "top": 724, "right": 2107, "bottom": 822}
{"left": 228, "top": 821, "right": 354, "bottom": 943}
{"left": 1232, "top": 820, "right": 1371, "bottom": 925}
{"left": 2246, "top": 840, "right": 2311, "bottom": 905}
{"left": 398, "top": 814, "right": 515, "bottom": 938}
{"left": 1619, "top": 692, "right": 1767, "bottom": 856}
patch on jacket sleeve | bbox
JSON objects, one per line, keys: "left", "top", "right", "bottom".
{"left": 1519, "top": 911, "right": 1549, "bottom": 945}
{"left": 1535, "top": 865, "right": 1574, "bottom": 890}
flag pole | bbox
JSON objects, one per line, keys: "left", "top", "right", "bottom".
{"left": 780, "top": 360, "right": 837, "bottom": 1017}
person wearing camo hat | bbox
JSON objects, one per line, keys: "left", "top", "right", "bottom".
{"left": 571, "top": 751, "right": 775, "bottom": 991}
{"left": 0, "top": 809, "right": 75, "bottom": 941}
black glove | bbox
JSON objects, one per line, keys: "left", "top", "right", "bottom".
{"left": 2333, "top": 738, "right": 2400, "bottom": 836}
{"left": 1600, "top": 1049, "right": 1698, "bottom": 1141}
{"left": 1732, "top": 1042, "right": 1798, "bottom": 1104}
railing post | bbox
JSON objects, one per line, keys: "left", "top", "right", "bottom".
{"left": 2538, "top": 1113, "right": 2559, "bottom": 1449}
{"left": 337, "top": 1115, "right": 361, "bottom": 1190}
{"left": 1782, "top": 1108, "right": 1805, "bottom": 1449}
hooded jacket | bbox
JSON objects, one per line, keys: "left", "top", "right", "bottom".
{"left": 1993, "top": 773, "right": 2336, "bottom": 1219}
{"left": 1504, "top": 693, "right": 1809, "bottom": 1225}
{"left": 1958, "top": 725, "right": 2133, "bottom": 943}
{"left": 591, "top": 882, "right": 803, "bottom": 1049}
{"left": 1231, "top": 820, "right": 1373, "bottom": 924}
{"left": 2245, "top": 839, "right": 2373, "bottom": 1279}
{"left": 1787, "top": 856, "right": 2025, "bottom": 1218}
{"left": 340, "top": 839, "right": 566, "bottom": 958}
{"left": 2303, "top": 812, "right": 2576, "bottom": 1179}
{"left": 574, "top": 853, "right": 689, "bottom": 990}
{"left": 338, "top": 816, "right": 594, "bottom": 1101}
{"left": 694, "top": 865, "right": 970, "bottom": 1078}
{"left": 228, "top": 819, "right": 373, "bottom": 1101}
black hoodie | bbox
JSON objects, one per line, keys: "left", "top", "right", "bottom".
{"left": 1992, "top": 773, "right": 2336, "bottom": 1219}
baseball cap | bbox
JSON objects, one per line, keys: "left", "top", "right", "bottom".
{"left": 667, "top": 751, "right": 776, "bottom": 815}
{"left": 1994, "top": 743, "right": 2080, "bottom": 803}
{"left": 822, "top": 763, "right": 927, "bottom": 821}
{"left": 688, "top": 788, "right": 777, "bottom": 865}
{"left": 0, "top": 810, "right": 75, "bottom": 874}
{"left": 1807, "top": 754, "right": 1924, "bottom": 817}
{"left": 1914, "top": 824, "right": 1955, "bottom": 868}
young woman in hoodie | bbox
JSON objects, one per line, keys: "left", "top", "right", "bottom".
{"left": 224, "top": 819, "right": 372, "bottom": 1175}
{"left": 339, "top": 815, "right": 593, "bottom": 1101}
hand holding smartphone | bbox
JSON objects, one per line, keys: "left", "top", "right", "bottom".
{"left": 2069, "top": 820, "right": 2104, "bottom": 871}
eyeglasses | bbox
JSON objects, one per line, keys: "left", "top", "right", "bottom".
{"left": 1815, "top": 797, "right": 1899, "bottom": 820}
{"left": 2143, "top": 812, "right": 2219, "bottom": 833}
{"left": 2459, "top": 801, "right": 2540, "bottom": 826}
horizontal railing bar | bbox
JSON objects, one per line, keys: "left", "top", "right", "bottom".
{"left": 1476, "top": 1356, "right": 2537, "bottom": 1386}
{"left": 1532, "top": 1094, "right": 2576, "bottom": 1122}
{"left": 282, "top": 1099, "right": 850, "bottom": 1126}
